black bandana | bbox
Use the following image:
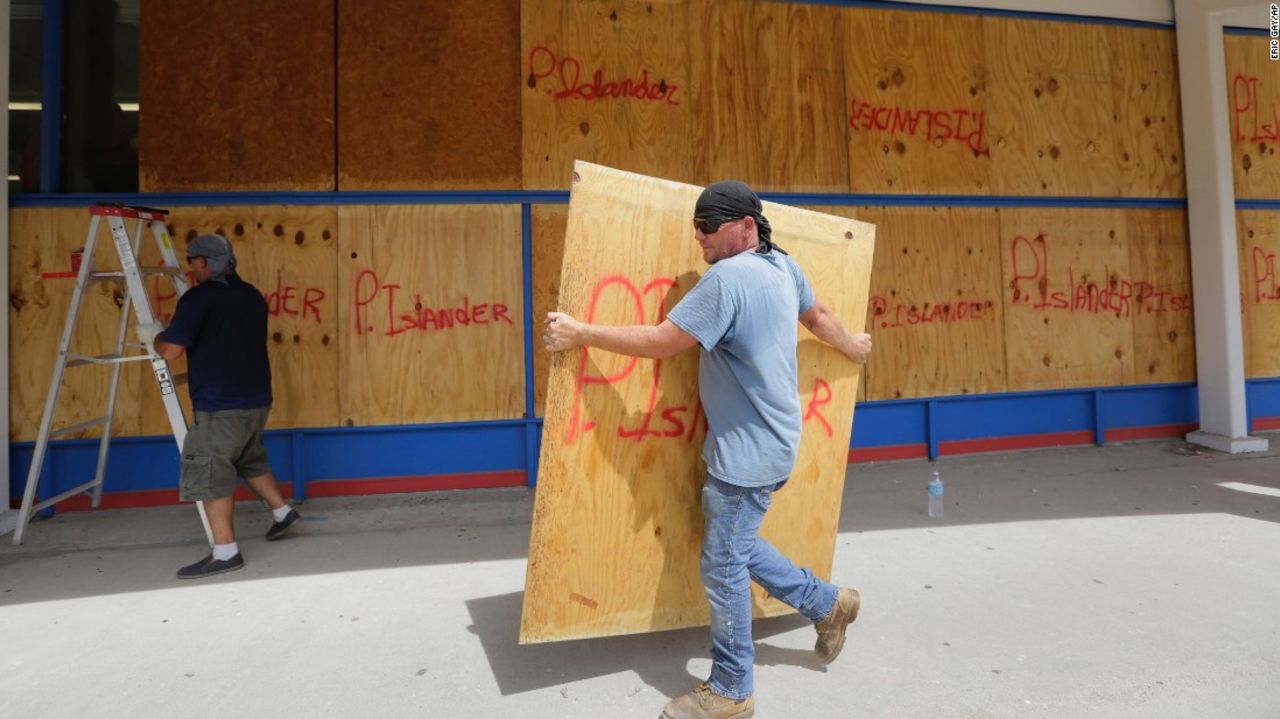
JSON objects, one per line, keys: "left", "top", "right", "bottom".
{"left": 693, "top": 180, "right": 784, "bottom": 255}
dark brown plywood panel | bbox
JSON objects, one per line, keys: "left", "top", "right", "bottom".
{"left": 139, "top": 0, "right": 335, "bottom": 191}
{"left": 339, "top": 0, "right": 521, "bottom": 190}
{"left": 521, "top": 0, "right": 701, "bottom": 189}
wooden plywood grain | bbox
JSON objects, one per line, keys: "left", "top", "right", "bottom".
{"left": 521, "top": 0, "right": 700, "bottom": 189}
{"left": 163, "top": 207, "right": 340, "bottom": 431}
{"left": 860, "top": 206, "right": 1006, "bottom": 399}
{"left": 999, "top": 208, "right": 1135, "bottom": 390}
{"left": 1237, "top": 210, "right": 1280, "bottom": 377}
{"left": 138, "top": 0, "right": 335, "bottom": 191}
{"left": 1225, "top": 36, "right": 1280, "bottom": 199}
{"left": 521, "top": 163, "right": 875, "bottom": 643}
{"left": 337, "top": 205, "right": 524, "bottom": 426}
{"left": 1126, "top": 210, "right": 1195, "bottom": 383}
{"left": 985, "top": 18, "right": 1119, "bottom": 196}
{"left": 9, "top": 209, "right": 139, "bottom": 441}
{"left": 531, "top": 205, "right": 569, "bottom": 416}
{"left": 844, "top": 9, "right": 992, "bottom": 194}
{"left": 1109, "top": 27, "right": 1185, "bottom": 197}
{"left": 339, "top": 0, "right": 521, "bottom": 190}
{"left": 689, "top": 0, "right": 849, "bottom": 191}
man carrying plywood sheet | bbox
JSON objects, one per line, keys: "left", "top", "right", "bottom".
{"left": 543, "top": 179, "right": 873, "bottom": 719}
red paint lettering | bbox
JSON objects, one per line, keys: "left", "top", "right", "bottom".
{"left": 803, "top": 377, "right": 834, "bottom": 439}
{"left": 528, "top": 46, "right": 681, "bottom": 106}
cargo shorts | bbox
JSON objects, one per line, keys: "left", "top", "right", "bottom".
{"left": 179, "top": 406, "right": 272, "bottom": 501}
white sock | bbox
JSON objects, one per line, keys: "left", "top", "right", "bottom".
{"left": 271, "top": 504, "right": 293, "bottom": 522}
{"left": 212, "top": 542, "right": 239, "bottom": 561}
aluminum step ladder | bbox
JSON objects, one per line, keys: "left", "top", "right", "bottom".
{"left": 12, "top": 204, "right": 213, "bottom": 545}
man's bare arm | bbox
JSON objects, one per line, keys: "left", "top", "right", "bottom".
{"left": 544, "top": 312, "right": 699, "bottom": 360}
{"left": 799, "top": 300, "right": 872, "bottom": 363}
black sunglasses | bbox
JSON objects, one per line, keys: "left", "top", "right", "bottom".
{"left": 693, "top": 216, "right": 739, "bottom": 235}
{"left": 186, "top": 255, "right": 205, "bottom": 264}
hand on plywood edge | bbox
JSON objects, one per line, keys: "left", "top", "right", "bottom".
{"left": 544, "top": 311, "right": 585, "bottom": 352}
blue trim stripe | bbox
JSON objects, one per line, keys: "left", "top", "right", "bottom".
{"left": 792, "top": 0, "right": 1172, "bottom": 29}
{"left": 10, "top": 191, "right": 1195, "bottom": 210}
{"left": 1236, "top": 199, "right": 1280, "bottom": 210}
{"left": 1224, "top": 26, "right": 1270, "bottom": 37}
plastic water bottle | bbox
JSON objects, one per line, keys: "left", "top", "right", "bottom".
{"left": 927, "top": 470, "right": 944, "bottom": 518}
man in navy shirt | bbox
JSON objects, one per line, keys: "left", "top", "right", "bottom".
{"left": 544, "top": 182, "right": 872, "bottom": 719}
{"left": 138, "top": 233, "right": 301, "bottom": 579}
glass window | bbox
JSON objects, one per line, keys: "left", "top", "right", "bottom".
{"left": 62, "top": 0, "right": 139, "bottom": 192}
{"left": 8, "top": 0, "right": 43, "bottom": 194}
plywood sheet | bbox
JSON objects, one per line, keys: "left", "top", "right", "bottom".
{"left": 339, "top": 0, "right": 521, "bottom": 189}
{"left": 999, "top": 208, "right": 1135, "bottom": 390}
{"left": 1126, "top": 210, "right": 1195, "bottom": 383}
{"left": 1109, "top": 27, "right": 1185, "bottom": 197}
{"left": 163, "top": 207, "right": 340, "bottom": 431}
{"left": 860, "top": 206, "right": 1006, "bottom": 399}
{"left": 1237, "top": 210, "right": 1280, "bottom": 377}
{"left": 531, "top": 205, "right": 569, "bottom": 416}
{"left": 9, "top": 208, "right": 140, "bottom": 441}
{"left": 337, "top": 205, "right": 524, "bottom": 426}
{"left": 138, "top": 0, "right": 335, "bottom": 191}
{"left": 521, "top": 0, "right": 701, "bottom": 189}
{"left": 521, "top": 163, "right": 875, "bottom": 643}
{"left": 844, "top": 9, "right": 992, "bottom": 194}
{"left": 1225, "top": 35, "right": 1280, "bottom": 199}
{"left": 985, "top": 18, "right": 1119, "bottom": 196}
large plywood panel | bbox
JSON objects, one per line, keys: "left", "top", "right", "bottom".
{"left": 522, "top": 0, "right": 701, "bottom": 189}
{"left": 339, "top": 0, "right": 521, "bottom": 190}
{"left": 521, "top": 163, "right": 874, "bottom": 643}
{"left": 1238, "top": 210, "right": 1280, "bottom": 377}
{"left": 689, "top": 0, "right": 849, "bottom": 191}
{"left": 138, "top": 0, "right": 335, "bottom": 191}
{"left": 1110, "top": 27, "right": 1185, "bottom": 197}
{"left": 862, "top": 206, "right": 1006, "bottom": 399}
{"left": 1000, "top": 208, "right": 1135, "bottom": 390}
{"left": 9, "top": 209, "right": 142, "bottom": 441}
{"left": 338, "top": 206, "right": 524, "bottom": 426}
{"left": 531, "top": 205, "right": 569, "bottom": 416}
{"left": 985, "top": 18, "right": 1119, "bottom": 196}
{"left": 1225, "top": 36, "right": 1280, "bottom": 199}
{"left": 163, "top": 207, "right": 340, "bottom": 431}
{"left": 845, "top": 9, "right": 992, "bottom": 194}
{"left": 1126, "top": 210, "right": 1195, "bottom": 383}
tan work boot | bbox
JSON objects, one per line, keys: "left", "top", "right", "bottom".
{"left": 660, "top": 682, "right": 754, "bottom": 719}
{"left": 814, "top": 587, "right": 861, "bottom": 664}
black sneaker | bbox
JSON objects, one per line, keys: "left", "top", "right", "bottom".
{"left": 265, "top": 508, "right": 301, "bottom": 541}
{"left": 176, "top": 553, "right": 244, "bottom": 580}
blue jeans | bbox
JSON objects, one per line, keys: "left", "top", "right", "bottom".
{"left": 701, "top": 475, "right": 839, "bottom": 700}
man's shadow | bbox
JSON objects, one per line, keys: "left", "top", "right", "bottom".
{"left": 465, "top": 591, "right": 823, "bottom": 697}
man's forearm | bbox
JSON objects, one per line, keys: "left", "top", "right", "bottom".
{"left": 580, "top": 323, "right": 671, "bottom": 359}
{"left": 809, "top": 313, "right": 861, "bottom": 359}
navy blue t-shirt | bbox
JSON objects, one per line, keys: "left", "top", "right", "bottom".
{"left": 158, "top": 274, "right": 273, "bottom": 412}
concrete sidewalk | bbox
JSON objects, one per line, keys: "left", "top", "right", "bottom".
{"left": 2, "top": 438, "right": 1278, "bottom": 718}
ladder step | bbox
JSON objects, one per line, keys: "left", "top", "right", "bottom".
{"left": 29, "top": 478, "right": 103, "bottom": 513}
{"left": 90, "top": 267, "right": 180, "bottom": 280}
{"left": 65, "top": 352, "right": 153, "bottom": 367}
{"left": 48, "top": 417, "right": 108, "bottom": 438}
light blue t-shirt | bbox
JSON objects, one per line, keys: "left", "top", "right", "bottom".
{"left": 667, "top": 250, "right": 816, "bottom": 487}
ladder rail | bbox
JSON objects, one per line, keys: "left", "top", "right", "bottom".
{"left": 13, "top": 216, "right": 104, "bottom": 544}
